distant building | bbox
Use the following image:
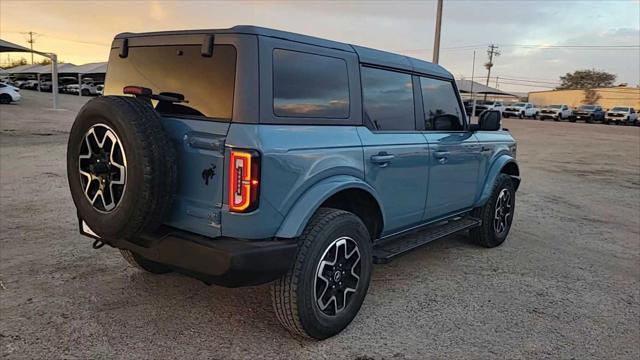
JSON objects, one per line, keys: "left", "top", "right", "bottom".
{"left": 528, "top": 86, "right": 640, "bottom": 109}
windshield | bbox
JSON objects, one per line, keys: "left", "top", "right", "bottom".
{"left": 478, "top": 101, "right": 495, "bottom": 105}
{"left": 611, "top": 107, "right": 629, "bottom": 112}
{"left": 548, "top": 105, "right": 562, "bottom": 109}
{"left": 579, "top": 105, "right": 595, "bottom": 110}
{"left": 105, "top": 44, "right": 236, "bottom": 120}
{"left": 512, "top": 103, "right": 525, "bottom": 107}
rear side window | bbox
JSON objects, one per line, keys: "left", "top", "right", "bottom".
{"left": 273, "top": 49, "right": 349, "bottom": 118}
{"left": 105, "top": 45, "right": 236, "bottom": 120}
{"left": 361, "top": 67, "right": 415, "bottom": 131}
{"left": 420, "top": 77, "right": 463, "bottom": 130}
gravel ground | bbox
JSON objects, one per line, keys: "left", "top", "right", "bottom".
{"left": 1, "top": 91, "right": 639, "bottom": 359}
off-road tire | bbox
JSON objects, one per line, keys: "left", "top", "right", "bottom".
{"left": 470, "top": 174, "right": 515, "bottom": 248}
{"left": 67, "top": 96, "right": 177, "bottom": 240}
{"left": 119, "top": 249, "right": 171, "bottom": 274}
{"left": 271, "top": 208, "right": 372, "bottom": 340}
{"left": 0, "top": 94, "right": 11, "bottom": 104}
{"left": 81, "top": 88, "right": 90, "bottom": 96}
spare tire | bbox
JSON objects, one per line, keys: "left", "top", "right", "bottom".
{"left": 67, "top": 96, "right": 177, "bottom": 239}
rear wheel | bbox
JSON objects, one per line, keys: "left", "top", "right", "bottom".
{"left": 470, "top": 174, "right": 515, "bottom": 248}
{"left": 271, "top": 208, "right": 372, "bottom": 340}
{"left": 120, "top": 249, "right": 171, "bottom": 274}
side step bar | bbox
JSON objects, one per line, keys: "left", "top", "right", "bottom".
{"left": 372, "top": 216, "right": 481, "bottom": 264}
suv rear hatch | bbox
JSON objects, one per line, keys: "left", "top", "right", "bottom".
{"left": 104, "top": 35, "right": 237, "bottom": 238}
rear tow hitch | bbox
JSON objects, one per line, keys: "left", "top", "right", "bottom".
{"left": 92, "top": 239, "right": 106, "bottom": 249}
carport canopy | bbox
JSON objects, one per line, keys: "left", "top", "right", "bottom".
{"left": 0, "top": 38, "right": 60, "bottom": 109}
{"left": 456, "top": 79, "right": 517, "bottom": 97}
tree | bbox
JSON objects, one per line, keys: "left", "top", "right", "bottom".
{"left": 38, "top": 58, "right": 51, "bottom": 65}
{"left": 3, "top": 58, "right": 28, "bottom": 69}
{"left": 581, "top": 89, "right": 601, "bottom": 105}
{"left": 557, "top": 69, "right": 616, "bottom": 90}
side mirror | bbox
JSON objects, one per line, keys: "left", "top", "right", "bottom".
{"left": 433, "top": 114, "right": 460, "bottom": 131}
{"left": 475, "top": 110, "right": 501, "bottom": 131}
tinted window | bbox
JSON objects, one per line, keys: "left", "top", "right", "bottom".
{"left": 361, "top": 67, "right": 414, "bottom": 131}
{"left": 105, "top": 45, "right": 236, "bottom": 120}
{"left": 273, "top": 49, "right": 349, "bottom": 118}
{"left": 420, "top": 77, "right": 463, "bottom": 130}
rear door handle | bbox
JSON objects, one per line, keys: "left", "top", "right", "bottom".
{"left": 371, "top": 153, "right": 395, "bottom": 165}
{"left": 433, "top": 150, "right": 450, "bottom": 158}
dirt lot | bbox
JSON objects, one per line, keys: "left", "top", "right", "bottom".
{"left": 1, "top": 91, "right": 639, "bottom": 359}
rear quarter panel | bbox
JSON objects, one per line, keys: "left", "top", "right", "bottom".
{"left": 222, "top": 124, "right": 364, "bottom": 239}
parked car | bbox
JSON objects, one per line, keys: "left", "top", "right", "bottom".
{"left": 474, "top": 100, "right": 505, "bottom": 116}
{"left": 20, "top": 79, "right": 39, "bottom": 90}
{"left": 539, "top": 104, "right": 572, "bottom": 121}
{"left": 12, "top": 79, "right": 28, "bottom": 88}
{"left": 58, "top": 77, "right": 80, "bottom": 93}
{"left": 65, "top": 84, "right": 80, "bottom": 95}
{"left": 604, "top": 106, "right": 638, "bottom": 125}
{"left": 95, "top": 84, "right": 104, "bottom": 96}
{"left": 503, "top": 102, "right": 539, "bottom": 119}
{"left": 39, "top": 80, "right": 53, "bottom": 92}
{"left": 67, "top": 26, "right": 520, "bottom": 340}
{"left": 463, "top": 100, "right": 505, "bottom": 116}
{"left": 570, "top": 104, "right": 604, "bottom": 123}
{"left": 0, "top": 83, "right": 21, "bottom": 104}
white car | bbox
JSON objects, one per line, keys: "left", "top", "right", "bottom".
{"left": 0, "top": 83, "right": 21, "bottom": 104}
{"left": 473, "top": 100, "right": 505, "bottom": 116}
{"left": 539, "top": 104, "right": 572, "bottom": 121}
{"left": 604, "top": 106, "right": 638, "bottom": 125}
{"left": 503, "top": 102, "right": 539, "bottom": 119}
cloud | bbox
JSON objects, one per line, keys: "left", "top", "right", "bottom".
{"left": 1, "top": 0, "right": 637, "bottom": 92}
{"left": 149, "top": 1, "right": 167, "bottom": 21}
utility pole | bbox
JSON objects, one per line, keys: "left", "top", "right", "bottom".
{"left": 495, "top": 76, "right": 499, "bottom": 89}
{"left": 23, "top": 31, "right": 38, "bottom": 64}
{"left": 432, "top": 0, "right": 443, "bottom": 64}
{"left": 470, "top": 50, "right": 477, "bottom": 120}
{"left": 484, "top": 44, "right": 500, "bottom": 100}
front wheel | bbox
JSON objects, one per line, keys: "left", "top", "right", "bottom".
{"left": 470, "top": 174, "right": 515, "bottom": 248}
{"left": 0, "top": 94, "right": 11, "bottom": 104}
{"left": 271, "top": 208, "right": 372, "bottom": 340}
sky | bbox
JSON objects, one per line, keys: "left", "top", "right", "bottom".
{"left": 1, "top": 0, "right": 639, "bottom": 93}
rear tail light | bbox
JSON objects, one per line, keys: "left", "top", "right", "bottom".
{"left": 229, "top": 149, "right": 260, "bottom": 212}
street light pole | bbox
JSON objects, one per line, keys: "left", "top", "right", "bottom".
{"left": 432, "top": 0, "right": 443, "bottom": 64}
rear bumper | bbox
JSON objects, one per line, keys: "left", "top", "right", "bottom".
{"left": 80, "top": 220, "right": 297, "bottom": 287}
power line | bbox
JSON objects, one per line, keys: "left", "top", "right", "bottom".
{"left": 498, "top": 77, "right": 561, "bottom": 85}
{"left": 400, "top": 43, "right": 640, "bottom": 53}
{"left": 41, "top": 34, "right": 110, "bottom": 47}
{"left": 501, "top": 44, "right": 640, "bottom": 49}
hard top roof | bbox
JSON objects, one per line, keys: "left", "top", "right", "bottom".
{"left": 115, "top": 25, "right": 452, "bottom": 79}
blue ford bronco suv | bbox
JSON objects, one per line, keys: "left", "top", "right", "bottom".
{"left": 67, "top": 26, "right": 520, "bottom": 339}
